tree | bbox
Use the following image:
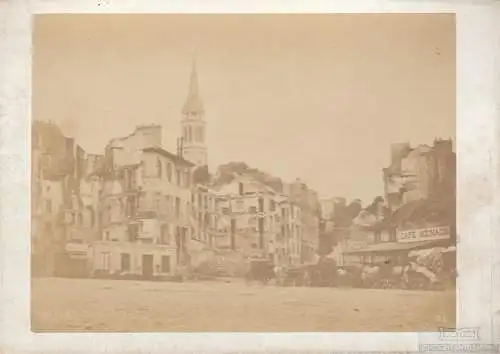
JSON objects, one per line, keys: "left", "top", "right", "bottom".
{"left": 346, "top": 199, "right": 363, "bottom": 220}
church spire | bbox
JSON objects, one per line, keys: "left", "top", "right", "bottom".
{"left": 182, "top": 58, "right": 204, "bottom": 115}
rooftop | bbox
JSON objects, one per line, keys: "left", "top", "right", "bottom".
{"left": 142, "top": 146, "right": 195, "bottom": 167}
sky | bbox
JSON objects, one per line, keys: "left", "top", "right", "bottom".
{"left": 32, "top": 14, "right": 455, "bottom": 205}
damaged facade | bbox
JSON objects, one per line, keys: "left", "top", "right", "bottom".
{"left": 333, "top": 139, "right": 456, "bottom": 266}
{"left": 32, "top": 61, "right": 326, "bottom": 279}
{"left": 31, "top": 121, "right": 94, "bottom": 277}
{"left": 92, "top": 126, "right": 195, "bottom": 278}
{"left": 209, "top": 175, "right": 303, "bottom": 265}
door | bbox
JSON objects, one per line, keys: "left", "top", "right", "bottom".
{"left": 101, "top": 252, "right": 111, "bottom": 274}
{"left": 142, "top": 254, "right": 154, "bottom": 278}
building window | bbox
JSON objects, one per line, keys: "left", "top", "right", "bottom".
{"left": 176, "top": 170, "right": 182, "bottom": 186}
{"left": 187, "top": 126, "right": 192, "bottom": 143}
{"left": 104, "top": 231, "right": 110, "bottom": 241}
{"left": 184, "top": 169, "right": 190, "bottom": 188}
{"left": 249, "top": 206, "right": 257, "bottom": 214}
{"left": 258, "top": 197, "right": 264, "bottom": 212}
{"left": 165, "top": 196, "right": 171, "bottom": 215}
{"left": 101, "top": 253, "right": 111, "bottom": 271}
{"left": 88, "top": 207, "right": 95, "bottom": 227}
{"left": 157, "top": 158, "right": 162, "bottom": 178}
{"left": 161, "top": 256, "right": 171, "bottom": 273}
{"left": 45, "top": 200, "right": 52, "bottom": 213}
{"left": 269, "top": 200, "right": 276, "bottom": 212}
{"left": 156, "top": 196, "right": 161, "bottom": 211}
{"left": 77, "top": 213, "right": 83, "bottom": 226}
{"left": 121, "top": 253, "right": 131, "bottom": 272}
{"left": 161, "top": 224, "right": 169, "bottom": 244}
{"left": 175, "top": 197, "right": 181, "bottom": 218}
{"left": 128, "top": 224, "right": 138, "bottom": 242}
{"left": 167, "top": 163, "right": 173, "bottom": 183}
{"left": 238, "top": 182, "right": 244, "bottom": 196}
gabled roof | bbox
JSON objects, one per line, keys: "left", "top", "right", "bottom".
{"left": 142, "top": 146, "right": 195, "bottom": 167}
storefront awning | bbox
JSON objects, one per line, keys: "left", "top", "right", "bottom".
{"left": 344, "top": 239, "right": 446, "bottom": 255}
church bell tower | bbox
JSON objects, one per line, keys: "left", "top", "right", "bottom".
{"left": 180, "top": 59, "right": 207, "bottom": 167}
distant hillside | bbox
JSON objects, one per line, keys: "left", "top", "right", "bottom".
{"left": 214, "top": 162, "right": 284, "bottom": 193}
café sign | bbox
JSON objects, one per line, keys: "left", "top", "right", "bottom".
{"left": 397, "top": 226, "right": 451, "bottom": 243}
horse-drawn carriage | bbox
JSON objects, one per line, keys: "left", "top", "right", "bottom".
{"left": 281, "top": 258, "right": 339, "bottom": 287}
{"left": 281, "top": 265, "right": 313, "bottom": 287}
{"left": 245, "top": 258, "right": 275, "bottom": 285}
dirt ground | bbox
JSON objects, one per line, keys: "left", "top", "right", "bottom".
{"left": 31, "top": 277, "right": 455, "bottom": 332}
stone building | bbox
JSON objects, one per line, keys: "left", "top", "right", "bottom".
{"left": 210, "top": 175, "right": 302, "bottom": 265}
{"left": 289, "top": 178, "right": 321, "bottom": 263}
{"left": 91, "top": 126, "right": 195, "bottom": 278}
{"left": 189, "top": 184, "right": 218, "bottom": 267}
{"left": 31, "top": 121, "right": 81, "bottom": 276}
{"left": 383, "top": 139, "right": 456, "bottom": 212}
{"left": 276, "top": 199, "right": 302, "bottom": 266}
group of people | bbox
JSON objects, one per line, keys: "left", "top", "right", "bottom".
{"left": 336, "top": 248, "right": 456, "bottom": 289}
{"left": 243, "top": 247, "right": 456, "bottom": 290}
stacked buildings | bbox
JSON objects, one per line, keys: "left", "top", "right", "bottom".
{"left": 31, "top": 120, "right": 97, "bottom": 277}
{"left": 383, "top": 139, "right": 456, "bottom": 212}
{"left": 91, "top": 126, "right": 195, "bottom": 277}
{"left": 31, "top": 61, "right": 322, "bottom": 278}
{"left": 209, "top": 174, "right": 303, "bottom": 266}
{"left": 334, "top": 140, "right": 456, "bottom": 266}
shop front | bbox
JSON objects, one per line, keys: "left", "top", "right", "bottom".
{"left": 344, "top": 225, "right": 456, "bottom": 282}
{"left": 344, "top": 239, "right": 443, "bottom": 265}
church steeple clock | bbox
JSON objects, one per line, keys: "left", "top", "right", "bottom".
{"left": 181, "top": 59, "right": 207, "bottom": 167}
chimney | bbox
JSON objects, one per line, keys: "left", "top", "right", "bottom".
{"left": 390, "top": 142, "right": 411, "bottom": 169}
{"left": 136, "top": 124, "right": 162, "bottom": 148}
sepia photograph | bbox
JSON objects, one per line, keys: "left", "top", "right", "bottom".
{"left": 30, "top": 13, "right": 457, "bottom": 333}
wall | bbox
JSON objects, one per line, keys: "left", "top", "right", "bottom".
{"left": 92, "top": 241, "right": 177, "bottom": 275}
{"left": 40, "top": 179, "right": 64, "bottom": 215}
{"left": 217, "top": 177, "right": 262, "bottom": 196}
{"left": 102, "top": 224, "right": 128, "bottom": 242}
{"left": 108, "top": 125, "right": 162, "bottom": 167}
